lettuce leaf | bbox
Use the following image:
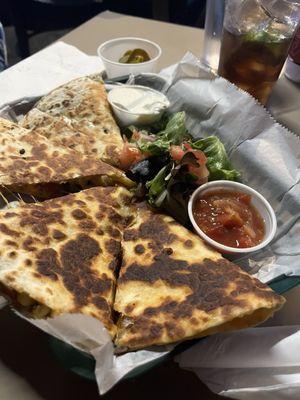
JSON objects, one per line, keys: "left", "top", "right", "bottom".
{"left": 139, "top": 112, "right": 190, "bottom": 155}
{"left": 157, "top": 111, "right": 188, "bottom": 143}
{"left": 191, "top": 136, "right": 240, "bottom": 181}
{"left": 146, "top": 154, "right": 200, "bottom": 226}
{"left": 146, "top": 164, "right": 171, "bottom": 207}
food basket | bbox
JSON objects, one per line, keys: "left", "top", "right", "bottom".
{"left": 48, "top": 275, "right": 300, "bottom": 381}
{"left": 1, "top": 59, "right": 300, "bottom": 392}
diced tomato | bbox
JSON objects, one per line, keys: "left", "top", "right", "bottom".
{"left": 188, "top": 164, "right": 209, "bottom": 185}
{"left": 204, "top": 225, "right": 225, "bottom": 238}
{"left": 119, "top": 142, "right": 145, "bottom": 171}
{"left": 170, "top": 145, "right": 185, "bottom": 162}
{"left": 131, "top": 130, "right": 141, "bottom": 141}
{"left": 171, "top": 143, "right": 207, "bottom": 166}
{"left": 237, "top": 193, "right": 251, "bottom": 205}
{"left": 182, "top": 143, "right": 192, "bottom": 151}
{"left": 183, "top": 143, "right": 207, "bottom": 165}
{"left": 170, "top": 143, "right": 208, "bottom": 185}
{"left": 217, "top": 210, "right": 244, "bottom": 228}
{"left": 237, "top": 235, "right": 254, "bottom": 248}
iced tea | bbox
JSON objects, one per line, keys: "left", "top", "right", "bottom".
{"left": 218, "top": 0, "right": 300, "bottom": 105}
{"left": 218, "top": 28, "right": 291, "bottom": 104}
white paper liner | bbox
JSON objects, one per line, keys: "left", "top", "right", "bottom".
{"left": 0, "top": 41, "right": 104, "bottom": 108}
{"left": 176, "top": 326, "right": 300, "bottom": 400}
{"left": 0, "top": 46, "right": 299, "bottom": 395}
{"left": 17, "top": 312, "right": 171, "bottom": 394}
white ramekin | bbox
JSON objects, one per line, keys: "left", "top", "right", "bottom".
{"left": 107, "top": 85, "right": 169, "bottom": 127}
{"left": 97, "top": 37, "right": 162, "bottom": 79}
{"left": 188, "top": 180, "right": 277, "bottom": 254}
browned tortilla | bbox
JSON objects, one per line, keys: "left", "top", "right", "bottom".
{"left": 22, "top": 75, "right": 124, "bottom": 167}
{"left": 0, "top": 117, "right": 133, "bottom": 198}
{"left": 114, "top": 204, "right": 285, "bottom": 351}
{"left": 0, "top": 186, "right": 135, "bottom": 337}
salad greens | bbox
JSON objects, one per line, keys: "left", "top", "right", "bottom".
{"left": 146, "top": 165, "right": 171, "bottom": 207}
{"left": 191, "top": 136, "right": 240, "bottom": 181}
{"left": 124, "top": 112, "right": 241, "bottom": 226}
{"left": 138, "top": 112, "right": 190, "bottom": 156}
{"left": 147, "top": 153, "right": 201, "bottom": 225}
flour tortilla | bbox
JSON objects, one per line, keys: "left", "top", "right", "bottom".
{"left": 0, "top": 186, "right": 135, "bottom": 337}
{"left": 0, "top": 117, "right": 133, "bottom": 198}
{"left": 23, "top": 75, "right": 123, "bottom": 166}
{"left": 114, "top": 205, "right": 285, "bottom": 351}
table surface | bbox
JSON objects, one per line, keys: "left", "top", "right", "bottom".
{"left": 63, "top": 10, "right": 300, "bottom": 136}
{"left": 1, "top": 10, "right": 300, "bottom": 400}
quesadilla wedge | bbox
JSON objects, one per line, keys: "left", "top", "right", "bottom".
{"left": 114, "top": 204, "right": 285, "bottom": 351}
{"left": 25, "top": 75, "right": 123, "bottom": 167}
{"left": 22, "top": 109, "right": 121, "bottom": 165}
{"left": 0, "top": 186, "right": 135, "bottom": 337}
{"left": 0, "top": 118, "right": 133, "bottom": 198}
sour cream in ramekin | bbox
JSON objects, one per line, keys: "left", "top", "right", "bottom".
{"left": 108, "top": 85, "right": 170, "bottom": 127}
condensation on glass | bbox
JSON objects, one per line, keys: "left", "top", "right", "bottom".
{"left": 202, "top": 0, "right": 225, "bottom": 71}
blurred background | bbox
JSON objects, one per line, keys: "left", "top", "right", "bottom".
{"left": 0, "top": 0, "right": 206, "bottom": 67}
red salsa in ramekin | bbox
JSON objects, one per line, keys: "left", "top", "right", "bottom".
{"left": 193, "top": 190, "right": 265, "bottom": 249}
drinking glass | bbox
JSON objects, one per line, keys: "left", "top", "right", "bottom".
{"left": 0, "top": 22, "right": 7, "bottom": 71}
{"left": 202, "top": 0, "right": 225, "bottom": 71}
{"left": 285, "top": 27, "right": 300, "bottom": 81}
{"left": 218, "top": 0, "right": 300, "bottom": 105}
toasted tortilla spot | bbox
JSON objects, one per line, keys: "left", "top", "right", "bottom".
{"left": 92, "top": 296, "right": 110, "bottom": 312}
{"left": 79, "top": 219, "right": 97, "bottom": 230}
{"left": 106, "top": 226, "right": 121, "bottom": 239}
{"left": 23, "top": 237, "right": 36, "bottom": 251}
{"left": 37, "top": 166, "right": 52, "bottom": 179}
{"left": 60, "top": 234, "right": 102, "bottom": 306}
{"left": 75, "top": 200, "right": 86, "bottom": 207}
{"left": 108, "top": 259, "right": 118, "bottom": 272}
{"left": 134, "top": 244, "right": 145, "bottom": 254}
{"left": 4, "top": 212, "right": 18, "bottom": 219}
{"left": 123, "top": 216, "right": 177, "bottom": 246}
{"left": 52, "top": 229, "right": 66, "bottom": 240}
{"left": 32, "top": 223, "right": 48, "bottom": 236}
{"left": 184, "top": 240, "right": 194, "bottom": 248}
{"left": 71, "top": 209, "right": 87, "bottom": 220}
{"left": 162, "top": 247, "right": 173, "bottom": 255}
{"left": 125, "top": 304, "right": 135, "bottom": 313}
{"left": 5, "top": 240, "right": 17, "bottom": 247}
{"left": 5, "top": 275, "right": 15, "bottom": 283}
{"left": 0, "top": 224, "right": 20, "bottom": 237}
{"left": 25, "top": 259, "right": 33, "bottom": 267}
{"left": 105, "top": 239, "right": 121, "bottom": 256}
{"left": 37, "top": 248, "right": 60, "bottom": 281}
{"left": 90, "top": 278, "right": 112, "bottom": 295}
{"left": 165, "top": 322, "right": 185, "bottom": 339}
